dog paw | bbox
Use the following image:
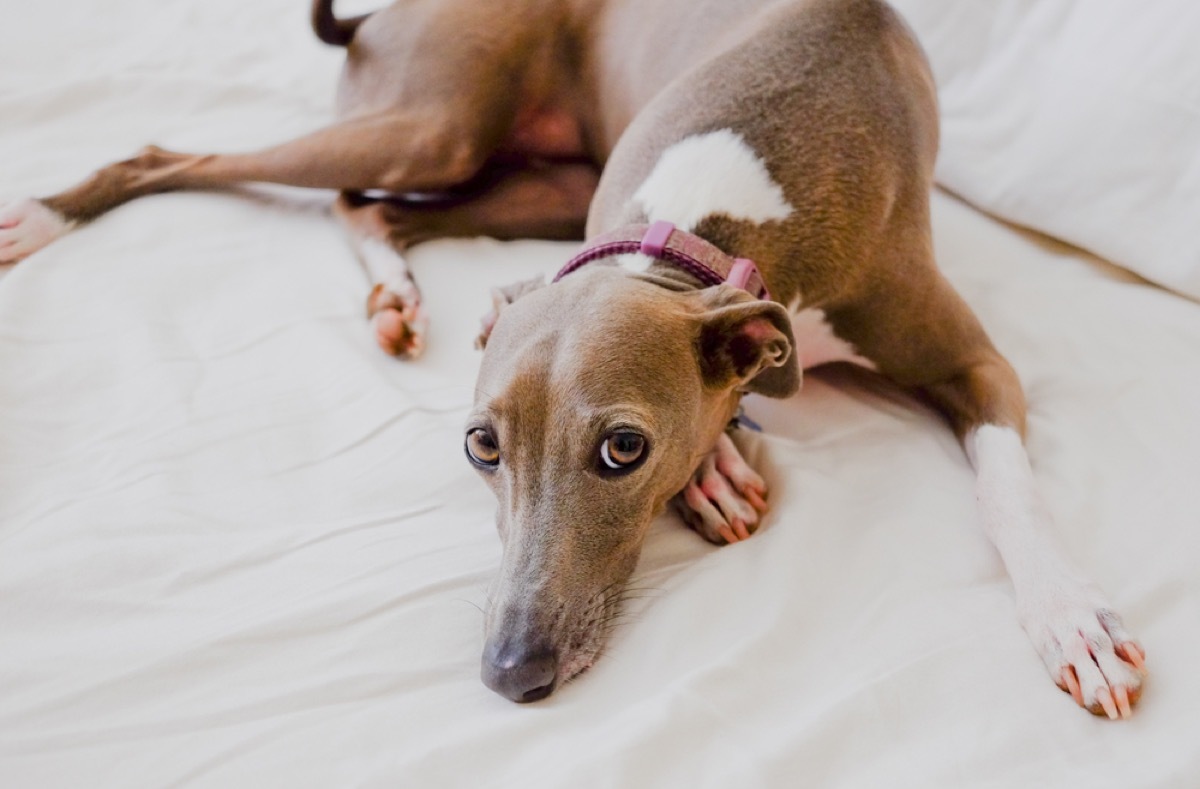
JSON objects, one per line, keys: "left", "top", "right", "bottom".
{"left": 673, "top": 432, "right": 768, "bottom": 544}
{"left": 0, "top": 198, "right": 73, "bottom": 263}
{"left": 1021, "top": 586, "right": 1146, "bottom": 719}
{"left": 367, "top": 282, "right": 428, "bottom": 359}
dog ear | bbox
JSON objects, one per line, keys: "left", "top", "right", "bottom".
{"left": 475, "top": 275, "right": 545, "bottom": 349}
{"left": 696, "top": 287, "right": 801, "bottom": 398}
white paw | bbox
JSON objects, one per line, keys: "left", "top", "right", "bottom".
{"left": 0, "top": 198, "right": 73, "bottom": 263}
{"left": 367, "top": 282, "right": 428, "bottom": 359}
{"left": 1020, "top": 583, "right": 1146, "bottom": 719}
{"left": 673, "top": 432, "right": 768, "bottom": 544}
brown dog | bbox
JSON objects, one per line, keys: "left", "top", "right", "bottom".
{"left": 0, "top": 0, "right": 1146, "bottom": 714}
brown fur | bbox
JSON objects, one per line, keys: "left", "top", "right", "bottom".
{"left": 21, "top": 0, "right": 1032, "bottom": 701}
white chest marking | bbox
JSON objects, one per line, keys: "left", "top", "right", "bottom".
{"left": 790, "top": 306, "right": 876, "bottom": 370}
{"left": 633, "top": 129, "right": 794, "bottom": 232}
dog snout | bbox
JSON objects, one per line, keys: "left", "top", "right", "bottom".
{"left": 481, "top": 636, "right": 559, "bottom": 703}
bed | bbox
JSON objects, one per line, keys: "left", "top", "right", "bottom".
{"left": 2, "top": 1, "right": 1198, "bottom": 786}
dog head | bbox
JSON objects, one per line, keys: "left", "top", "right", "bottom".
{"left": 469, "top": 265, "right": 798, "bottom": 702}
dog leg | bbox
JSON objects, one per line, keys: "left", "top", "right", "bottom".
{"left": 673, "top": 432, "right": 769, "bottom": 544}
{"left": 375, "top": 158, "right": 599, "bottom": 245}
{"left": 335, "top": 200, "right": 429, "bottom": 360}
{"left": 829, "top": 247, "right": 1146, "bottom": 717}
{"left": 336, "top": 160, "right": 598, "bottom": 357}
{"left": 0, "top": 199, "right": 74, "bottom": 264}
{"left": 920, "top": 353, "right": 1146, "bottom": 718}
{"left": 1, "top": 106, "right": 508, "bottom": 264}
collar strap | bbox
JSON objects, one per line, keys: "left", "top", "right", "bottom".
{"left": 552, "top": 220, "right": 770, "bottom": 300}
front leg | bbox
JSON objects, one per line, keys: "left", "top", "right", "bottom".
{"left": 672, "top": 432, "right": 769, "bottom": 544}
{"left": 926, "top": 357, "right": 1147, "bottom": 718}
{"left": 967, "top": 421, "right": 1146, "bottom": 718}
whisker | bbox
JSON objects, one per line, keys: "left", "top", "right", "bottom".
{"left": 452, "top": 598, "right": 486, "bottom": 616}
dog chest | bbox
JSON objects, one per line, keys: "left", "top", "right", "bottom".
{"left": 789, "top": 303, "right": 875, "bottom": 371}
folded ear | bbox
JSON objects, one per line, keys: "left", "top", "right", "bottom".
{"left": 475, "top": 275, "right": 545, "bottom": 349}
{"left": 696, "top": 288, "right": 800, "bottom": 398}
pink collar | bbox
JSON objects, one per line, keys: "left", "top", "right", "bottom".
{"left": 552, "top": 221, "right": 770, "bottom": 300}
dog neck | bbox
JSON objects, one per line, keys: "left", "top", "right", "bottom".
{"left": 554, "top": 220, "right": 770, "bottom": 300}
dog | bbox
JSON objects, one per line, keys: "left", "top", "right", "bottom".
{"left": 0, "top": 0, "right": 1146, "bottom": 715}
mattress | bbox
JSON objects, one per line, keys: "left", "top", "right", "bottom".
{"left": 2, "top": 1, "right": 1198, "bottom": 787}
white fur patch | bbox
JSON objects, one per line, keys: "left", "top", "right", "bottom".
{"left": 633, "top": 129, "right": 794, "bottom": 231}
{"left": 0, "top": 198, "right": 74, "bottom": 263}
{"left": 616, "top": 253, "right": 655, "bottom": 273}
{"left": 966, "top": 424, "right": 1143, "bottom": 713}
{"left": 967, "top": 424, "right": 1072, "bottom": 636}
{"left": 968, "top": 425, "right": 1040, "bottom": 545}
{"left": 359, "top": 239, "right": 415, "bottom": 297}
{"left": 790, "top": 307, "right": 875, "bottom": 370}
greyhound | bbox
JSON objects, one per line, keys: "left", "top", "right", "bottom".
{"left": 0, "top": 0, "right": 1146, "bottom": 715}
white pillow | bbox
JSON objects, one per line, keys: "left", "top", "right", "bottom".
{"left": 890, "top": 0, "right": 1200, "bottom": 300}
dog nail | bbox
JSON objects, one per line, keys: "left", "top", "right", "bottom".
{"left": 1120, "top": 642, "right": 1146, "bottom": 672}
{"left": 1063, "top": 668, "right": 1083, "bottom": 705}
{"left": 1096, "top": 688, "right": 1118, "bottom": 720}
{"left": 746, "top": 489, "right": 767, "bottom": 512}
{"left": 1114, "top": 686, "right": 1132, "bottom": 718}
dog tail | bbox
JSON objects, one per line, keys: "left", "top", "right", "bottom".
{"left": 311, "top": 0, "right": 368, "bottom": 47}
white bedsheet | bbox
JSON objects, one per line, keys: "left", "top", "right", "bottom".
{"left": 891, "top": 0, "right": 1200, "bottom": 301}
{"left": 2, "top": 2, "right": 1198, "bottom": 787}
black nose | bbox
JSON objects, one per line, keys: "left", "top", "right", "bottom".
{"left": 481, "top": 638, "right": 558, "bottom": 703}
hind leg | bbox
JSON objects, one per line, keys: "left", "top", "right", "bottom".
{"left": 0, "top": 199, "right": 74, "bottom": 264}
{"left": 335, "top": 158, "right": 599, "bottom": 357}
{"left": 1, "top": 0, "right": 569, "bottom": 265}
{"left": 0, "top": 102, "right": 511, "bottom": 266}
{"left": 334, "top": 198, "right": 429, "bottom": 360}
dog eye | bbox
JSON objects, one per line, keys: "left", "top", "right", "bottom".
{"left": 466, "top": 428, "right": 500, "bottom": 467}
{"left": 600, "top": 431, "right": 646, "bottom": 471}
